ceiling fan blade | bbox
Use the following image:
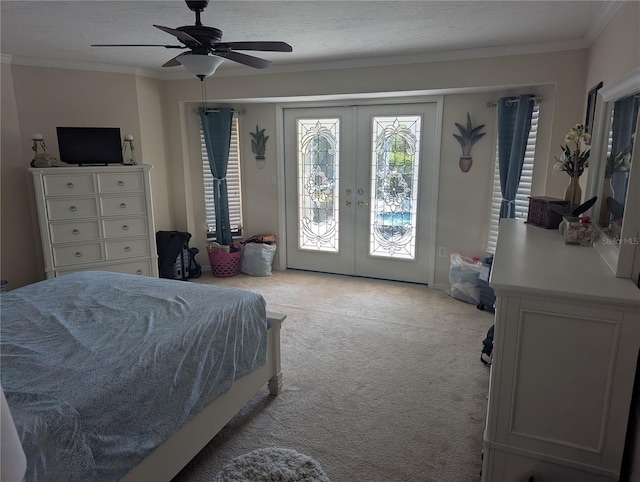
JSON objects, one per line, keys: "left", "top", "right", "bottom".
{"left": 154, "top": 25, "right": 202, "bottom": 46}
{"left": 92, "top": 44, "right": 185, "bottom": 49}
{"left": 221, "top": 41, "right": 293, "bottom": 52}
{"left": 162, "top": 54, "right": 185, "bottom": 68}
{"left": 214, "top": 50, "right": 272, "bottom": 69}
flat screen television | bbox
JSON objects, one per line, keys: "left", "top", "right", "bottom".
{"left": 56, "top": 127, "right": 123, "bottom": 165}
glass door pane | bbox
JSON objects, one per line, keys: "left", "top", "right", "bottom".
{"left": 369, "top": 115, "right": 421, "bottom": 259}
{"left": 297, "top": 119, "right": 340, "bottom": 252}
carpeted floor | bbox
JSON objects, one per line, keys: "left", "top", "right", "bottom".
{"left": 172, "top": 269, "right": 493, "bottom": 482}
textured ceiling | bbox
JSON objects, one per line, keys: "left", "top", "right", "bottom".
{"left": 0, "top": 1, "right": 614, "bottom": 77}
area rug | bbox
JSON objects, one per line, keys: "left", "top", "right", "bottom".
{"left": 213, "top": 447, "right": 331, "bottom": 482}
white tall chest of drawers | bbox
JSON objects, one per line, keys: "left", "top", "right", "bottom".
{"left": 482, "top": 219, "right": 639, "bottom": 481}
{"left": 30, "top": 165, "right": 159, "bottom": 278}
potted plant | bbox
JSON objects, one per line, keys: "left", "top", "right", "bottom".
{"left": 453, "top": 113, "right": 486, "bottom": 172}
{"left": 250, "top": 125, "right": 269, "bottom": 168}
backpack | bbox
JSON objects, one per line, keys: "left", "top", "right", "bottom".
{"left": 156, "top": 231, "right": 202, "bottom": 280}
{"left": 481, "top": 325, "right": 494, "bottom": 366}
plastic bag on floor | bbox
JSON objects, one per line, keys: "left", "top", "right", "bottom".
{"left": 240, "top": 242, "right": 277, "bottom": 276}
{"left": 445, "top": 253, "right": 481, "bottom": 304}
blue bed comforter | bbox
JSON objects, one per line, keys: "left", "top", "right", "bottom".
{"left": 0, "top": 271, "right": 268, "bottom": 481}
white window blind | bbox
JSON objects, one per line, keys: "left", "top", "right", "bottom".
{"left": 200, "top": 115, "right": 243, "bottom": 238}
{"left": 487, "top": 104, "right": 539, "bottom": 253}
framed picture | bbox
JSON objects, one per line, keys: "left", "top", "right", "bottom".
{"left": 585, "top": 81, "right": 603, "bottom": 134}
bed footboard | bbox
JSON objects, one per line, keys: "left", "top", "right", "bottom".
{"left": 121, "top": 312, "right": 286, "bottom": 482}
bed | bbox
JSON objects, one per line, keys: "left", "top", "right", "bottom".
{"left": 0, "top": 271, "right": 285, "bottom": 481}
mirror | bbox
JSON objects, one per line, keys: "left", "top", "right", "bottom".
{"left": 586, "top": 67, "right": 640, "bottom": 278}
{"left": 596, "top": 93, "right": 638, "bottom": 236}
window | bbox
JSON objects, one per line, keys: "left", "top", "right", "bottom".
{"left": 486, "top": 104, "right": 539, "bottom": 253}
{"left": 200, "top": 115, "right": 243, "bottom": 239}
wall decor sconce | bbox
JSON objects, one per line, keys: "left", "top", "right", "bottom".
{"left": 453, "top": 113, "right": 486, "bottom": 172}
{"left": 249, "top": 125, "right": 269, "bottom": 169}
{"left": 122, "top": 134, "right": 137, "bottom": 165}
{"left": 31, "top": 133, "right": 47, "bottom": 158}
{"left": 30, "top": 134, "right": 67, "bottom": 167}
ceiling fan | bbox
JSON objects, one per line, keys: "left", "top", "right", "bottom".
{"left": 92, "top": 0, "right": 292, "bottom": 79}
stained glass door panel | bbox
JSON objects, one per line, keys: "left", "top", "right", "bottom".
{"left": 369, "top": 115, "right": 421, "bottom": 259}
{"left": 297, "top": 119, "right": 340, "bottom": 252}
{"left": 285, "top": 103, "right": 438, "bottom": 284}
{"left": 284, "top": 107, "right": 356, "bottom": 275}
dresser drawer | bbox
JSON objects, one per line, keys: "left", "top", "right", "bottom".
{"left": 50, "top": 221, "right": 101, "bottom": 244}
{"left": 43, "top": 174, "right": 95, "bottom": 196}
{"left": 94, "top": 260, "right": 152, "bottom": 276}
{"left": 101, "top": 195, "right": 146, "bottom": 216}
{"left": 46, "top": 198, "right": 99, "bottom": 221}
{"left": 98, "top": 172, "right": 143, "bottom": 193}
{"left": 103, "top": 217, "right": 147, "bottom": 238}
{"left": 53, "top": 243, "right": 102, "bottom": 266}
{"left": 56, "top": 260, "right": 152, "bottom": 277}
{"left": 105, "top": 238, "right": 149, "bottom": 260}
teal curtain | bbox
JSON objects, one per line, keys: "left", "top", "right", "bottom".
{"left": 199, "top": 107, "right": 234, "bottom": 245}
{"left": 497, "top": 94, "right": 535, "bottom": 218}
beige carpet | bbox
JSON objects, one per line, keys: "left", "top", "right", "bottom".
{"left": 172, "top": 269, "right": 493, "bottom": 482}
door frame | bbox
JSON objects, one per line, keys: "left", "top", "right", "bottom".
{"left": 274, "top": 95, "right": 443, "bottom": 286}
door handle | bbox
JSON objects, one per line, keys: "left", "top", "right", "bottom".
{"left": 357, "top": 201, "right": 369, "bottom": 207}
{"left": 346, "top": 200, "right": 352, "bottom": 206}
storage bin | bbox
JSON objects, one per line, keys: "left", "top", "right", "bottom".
{"left": 207, "top": 244, "right": 242, "bottom": 278}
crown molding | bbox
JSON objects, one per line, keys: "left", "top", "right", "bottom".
{"left": 1, "top": 36, "right": 594, "bottom": 81}
{"left": 5, "top": 56, "right": 164, "bottom": 79}
{"left": 584, "top": 0, "right": 623, "bottom": 46}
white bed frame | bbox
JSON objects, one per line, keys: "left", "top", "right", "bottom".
{"left": 121, "top": 313, "right": 285, "bottom": 481}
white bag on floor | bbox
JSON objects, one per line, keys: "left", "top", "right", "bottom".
{"left": 240, "top": 243, "right": 277, "bottom": 276}
{"left": 445, "top": 253, "right": 481, "bottom": 304}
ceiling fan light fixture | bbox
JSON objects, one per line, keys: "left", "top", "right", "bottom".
{"left": 178, "top": 54, "right": 224, "bottom": 79}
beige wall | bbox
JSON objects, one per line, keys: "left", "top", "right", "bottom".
{"left": 0, "top": 50, "right": 590, "bottom": 288}
{"left": 1, "top": 65, "right": 41, "bottom": 289}
{"left": 1, "top": 66, "right": 143, "bottom": 287}
{"left": 135, "top": 75, "right": 173, "bottom": 231}
{"left": 1, "top": 2, "right": 635, "bottom": 288}
{"left": 585, "top": 0, "right": 639, "bottom": 95}
{"left": 162, "top": 49, "right": 586, "bottom": 286}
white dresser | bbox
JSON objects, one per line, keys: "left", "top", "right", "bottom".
{"left": 30, "top": 165, "right": 159, "bottom": 278}
{"left": 482, "top": 219, "right": 639, "bottom": 481}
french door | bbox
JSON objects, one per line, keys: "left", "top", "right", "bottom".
{"left": 284, "top": 103, "right": 438, "bottom": 284}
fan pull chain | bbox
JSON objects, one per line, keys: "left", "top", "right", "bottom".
{"left": 201, "top": 78, "right": 207, "bottom": 110}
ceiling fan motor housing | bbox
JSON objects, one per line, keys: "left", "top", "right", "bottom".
{"left": 177, "top": 26, "right": 223, "bottom": 47}
{"left": 186, "top": 0, "right": 209, "bottom": 13}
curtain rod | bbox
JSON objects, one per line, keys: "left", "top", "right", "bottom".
{"left": 192, "top": 107, "right": 245, "bottom": 114}
{"left": 487, "top": 95, "right": 542, "bottom": 107}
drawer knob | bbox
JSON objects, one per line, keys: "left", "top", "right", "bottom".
{"left": 118, "top": 180, "right": 125, "bottom": 186}
{"left": 136, "top": 269, "right": 143, "bottom": 275}
{"left": 122, "top": 225, "right": 129, "bottom": 231}
{"left": 124, "top": 246, "right": 131, "bottom": 252}
{"left": 72, "top": 229, "right": 80, "bottom": 235}
{"left": 120, "top": 203, "right": 127, "bottom": 209}
{"left": 75, "top": 252, "right": 83, "bottom": 258}
{"left": 69, "top": 205, "right": 77, "bottom": 212}
{"left": 66, "top": 182, "right": 74, "bottom": 189}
